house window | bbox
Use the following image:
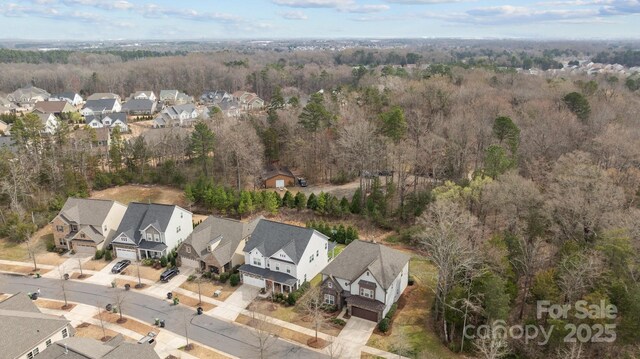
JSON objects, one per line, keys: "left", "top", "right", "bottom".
{"left": 252, "top": 258, "right": 261, "bottom": 266}
{"left": 309, "top": 254, "right": 314, "bottom": 263}
{"left": 324, "top": 294, "right": 335, "bottom": 305}
{"left": 71, "top": 225, "right": 78, "bottom": 232}
{"left": 62, "top": 328, "right": 68, "bottom": 338}
{"left": 177, "top": 226, "right": 181, "bottom": 233}
{"left": 146, "top": 233, "right": 152, "bottom": 240}
{"left": 325, "top": 242, "right": 327, "bottom": 249}
{"left": 154, "top": 234, "right": 160, "bottom": 242}
{"left": 345, "top": 282, "right": 349, "bottom": 286}
{"left": 316, "top": 250, "right": 319, "bottom": 256}
{"left": 286, "top": 266, "right": 291, "bottom": 274}
{"left": 45, "top": 339, "right": 52, "bottom": 347}
{"left": 33, "top": 348, "right": 39, "bottom": 356}
{"left": 27, "top": 352, "right": 33, "bottom": 359}
{"left": 186, "top": 246, "right": 191, "bottom": 253}
{"left": 275, "top": 263, "right": 280, "bottom": 271}
{"left": 360, "top": 288, "right": 374, "bottom": 299}
{"left": 80, "top": 233, "right": 86, "bottom": 239}
{"left": 328, "top": 282, "right": 333, "bottom": 289}
{"left": 56, "top": 225, "right": 64, "bottom": 232}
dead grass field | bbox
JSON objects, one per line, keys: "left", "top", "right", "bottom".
{"left": 83, "top": 260, "right": 110, "bottom": 271}
{"left": 70, "top": 273, "right": 92, "bottom": 280}
{"left": 236, "top": 313, "right": 323, "bottom": 348}
{"left": 35, "top": 251, "right": 67, "bottom": 266}
{"left": 74, "top": 322, "right": 120, "bottom": 342}
{"left": 247, "top": 299, "right": 343, "bottom": 337}
{"left": 0, "top": 227, "right": 54, "bottom": 262}
{"left": 175, "top": 294, "right": 215, "bottom": 311}
{"left": 90, "top": 184, "right": 187, "bottom": 208}
{"left": 120, "top": 265, "right": 162, "bottom": 282}
{"left": 0, "top": 263, "right": 48, "bottom": 275}
{"left": 97, "top": 311, "right": 155, "bottom": 336}
{"left": 179, "top": 280, "right": 238, "bottom": 302}
{"left": 114, "top": 278, "right": 146, "bottom": 289}
{"left": 35, "top": 299, "right": 75, "bottom": 311}
{"left": 180, "top": 343, "right": 231, "bottom": 359}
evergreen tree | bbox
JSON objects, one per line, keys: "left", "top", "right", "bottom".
{"left": 350, "top": 187, "right": 363, "bottom": 214}
{"left": 307, "top": 193, "right": 317, "bottom": 210}
{"left": 263, "top": 191, "right": 279, "bottom": 215}
{"left": 283, "top": 191, "right": 295, "bottom": 208}
{"left": 238, "top": 191, "right": 254, "bottom": 217}
{"left": 295, "top": 192, "right": 307, "bottom": 210}
{"left": 189, "top": 121, "right": 215, "bottom": 176}
{"left": 340, "top": 197, "right": 351, "bottom": 214}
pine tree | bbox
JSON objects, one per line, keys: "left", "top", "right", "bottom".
{"left": 307, "top": 193, "right": 317, "bottom": 210}
{"left": 295, "top": 192, "right": 307, "bottom": 210}
{"left": 351, "top": 187, "right": 363, "bottom": 214}
{"left": 283, "top": 191, "right": 295, "bottom": 208}
{"left": 238, "top": 191, "right": 254, "bottom": 217}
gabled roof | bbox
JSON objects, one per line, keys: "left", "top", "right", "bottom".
{"left": 184, "top": 216, "right": 261, "bottom": 267}
{"left": 8, "top": 85, "right": 50, "bottom": 101}
{"left": 0, "top": 293, "right": 71, "bottom": 359}
{"left": 159, "top": 90, "right": 178, "bottom": 100}
{"left": 322, "top": 240, "right": 410, "bottom": 290}
{"left": 83, "top": 99, "right": 118, "bottom": 112}
{"left": 243, "top": 219, "right": 324, "bottom": 265}
{"left": 35, "top": 112, "right": 57, "bottom": 125}
{"left": 122, "top": 99, "right": 155, "bottom": 112}
{"left": 34, "top": 100, "right": 74, "bottom": 113}
{"left": 57, "top": 198, "right": 123, "bottom": 227}
{"left": 133, "top": 91, "right": 155, "bottom": 98}
{"left": 85, "top": 112, "right": 127, "bottom": 125}
{"left": 86, "top": 93, "right": 119, "bottom": 101}
{"left": 54, "top": 91, "right": 80, "bottom": 100}
{"left": 40, "top": 335, "right": 160, "bottom": 359}
{"left": 263, "top": 164, "right": 295, "bottom": 180}
{"left": 115, "top": 202, "right": 185, "bottom": 244}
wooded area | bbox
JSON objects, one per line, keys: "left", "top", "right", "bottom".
{"left": 1, "top": 46, "right": 639, "bottom": 358}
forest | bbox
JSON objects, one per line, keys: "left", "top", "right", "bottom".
{"left": 0, "top": 44, "right": 639, "bottom": 359}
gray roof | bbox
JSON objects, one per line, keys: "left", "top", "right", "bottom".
{"left": 0, "top": 293, "right": 71, "bottom": 359}
{"left": 243, "top": 219, "right": 324, "bottom": 265}
{"left": 84, "top": 99, "right": 118, "bottom": 112}
{"left": 322, "top": 240, "right": 410, "bottom": 289}
{"left": 54, "top": 92, "right": 80, "bottom": 100}
{"left": 159, "top": 90, "right": 178, "bottom": 100}
{"left": 183, "top": 216, "right": 260, "bottom": 267}
{"left": 85, "top": 112, "right": 127, "bottom": 125}
{"left": 238, "top": 263, "right": 298, "bottom": 286}
{"left": 40, "top": 335, "right": 160, "bottom": 359}
{"left": 115, "top": 202, "right": 180, "bottom": 244}
{"left": 86, "top": 93, "right": 119, "bottom": 101}
{"left": 163, "top": 104, "right": 196, "bottom": 118}
{"left": 8, "top": 85, "right": 50, "bottom": 102}
{"left": 122, "top": 99, "right": 156, "bottom": 113}
{"left": 58, "top": 198, "right": 122, "bottom": 227}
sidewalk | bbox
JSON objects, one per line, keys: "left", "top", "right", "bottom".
{"left": 42, "top": 255, "right": 92, "bottom": 279}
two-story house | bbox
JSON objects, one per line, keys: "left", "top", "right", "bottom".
{"left": 35, "top": 112, "right": 59, "bottom": 135}
{"left": 51, "top": 198, "right": 127, "bottom": 252}
{"left": 178, "top": 216, "right": 261, "bottom": 273}
{"left": 238, "top": 219, "right": 329, "bottom": 293}
{"left": 110, "top": 203, "right": 193, "bottom": 260}
{"left": 320, "top": 240, "right": 410, "bottom": 322}
{"left": 131, "top": 91, "right": 157, "bottom": 102}
{"left": 85, "top": 112, "right": 128, "bottom": 132}
{"left": 152, "top": 104, "right": 200, "bottom": 128}
{"left": 81, "top": 99, "right": 122, "bottom": 117}
{"left": 52, "top": 92, "right": 84, "bottom": 107}
{"left": 0, "top": 293, "right": 74, "bottom": 359}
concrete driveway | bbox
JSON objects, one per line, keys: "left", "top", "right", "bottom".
{"left": 209, "top": 284, "right": 260, "bottom": 321}
{"left": 336, "top": 317, "right": 377, "bottom": 358}
{"left": 144, "top": 267, "right": 194, "bottom": 297}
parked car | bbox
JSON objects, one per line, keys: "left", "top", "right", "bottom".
{"left": 297, "top": 177, "right": 308, "bottom": 187}
{"left": 160, "top": 267, "right": 180, "bottom": 282}
{"left": 137, "top": 332, "right": 156, "bottom": 345}
{"left": 111, "top": 260, "right": 131, "bottom": 274}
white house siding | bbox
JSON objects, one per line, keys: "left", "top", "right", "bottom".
{"left": 163, "top": 207, "right": 193, "bottom": 251}
{"left": 103, "top": 203, "right": 127, "bottom": 245}
{"left": 266, "top": 258, "right": 297, "bottom": 278}
{"left": 246, "top": 248, "right": 267, "bottom": 269}
{"left": 17, "top": 325, "right": 72, "bottom": 359}
{"left": 295, "top": 232, "right": 329, "bottom": 285}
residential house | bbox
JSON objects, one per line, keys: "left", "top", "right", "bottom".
{"left": 320, "top": 240, "right": 410, "bottom": 322}
{"left": 0, "top": 293, "right": 74, "bottom": 359}
{"left": 152, "top": 103, "right": 199, "bottom": 128}
{"left": 178, "top": 216, "right": 261, "bottom": 273}
{"left": 85, "top": 112, "right": 128, "bottom": 132}
{"left": 7, "top": 85, "right": 50, "bottom": 104}
{"left": 131, "top": 91, "right": 157, "bottom": 102}
{"left": 215, "top": 99, "right": 241, "bottom": 118}
{"left": 35, "top": 112, "right": 59, "bottom": 135}
{"left": 201, "top": 90, "right": 232, "bottom": 104}
{"left": 51, "top": 198, "right": 127, "bottom": 252}
{"left": 238, "top": 219, "right": 330, "bottom": 293}
{"left": 111, "top": 202, "right": 193, "bottom": 260}
{"left": 52, "top": 92, "right": 84, "bottom": 106}
{"left": 34, "top": 100, "right": 76, "bottom": 115}
{"left": 160, "top": 90, "right": 193, "bottom": 105}
{"left": 86, "top": 93, "right": 120, "bottom": 101}
{"left": 262, "top": 164, "right": 296, "bottom": 189}
{"left": 121, "top": 99, "right": 157, "bottom": 116}
{"left": 81, "top": 99, "right": 121, "bottom": 117}
{"left": 69, "top": 127, "right": 110, "bottom": 156}
{"left": 40, "top": 335, "right": 160, "bottom": 359}
{"left": 0, "top": 96, "right": 15, "bottom": 114}
{"left": 232, "top": 91, "right": 264, "bottom": 111}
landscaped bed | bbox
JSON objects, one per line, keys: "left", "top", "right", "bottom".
{"left": 114, "top": 278, "right": 146, "bottom": 289}
{"left": 74, "top": 322, "right": 120, "bottom": 342}
{"left": 236, "top": 313, "right": 324, "bottom": 348}
{"left": 96, "top": 311, "right": 155, "bottom": 335}
{"left": 70, "top": 272, "right": 92, "bottom": 280}
{"left": 35, "top": 298, "right": 75, "bottom": 311}
{"left": 366, "top": 257, "right": 463, "bottom": 359}
{"left": 174, "top": 294, "right": 216, "bottom": 311}
{"left": 179, "top": 343, "right": 231, "bottom": 359}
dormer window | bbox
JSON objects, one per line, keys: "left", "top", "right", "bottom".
{"left": 186, "top": 246, "right": 191, "bottom": 253}
{"left": 80, "top": 233, "right": 86, "bottom": 239}
{"left": 328, "top": 282, "right": 333, "bottom": 289}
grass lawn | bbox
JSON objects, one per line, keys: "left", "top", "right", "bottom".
{"left": 366, "top": 257, "right": 463, "bottom": 359}
{"left": 83, "top": 259, "right": 110, "bottom": 271}
{"left": 120, "top": 265, "right": 163, "bottom": 282}
{"left": 90, "top": 184, "right": 188, "bottom": 208}
{"left": 0, "top": 227, "right": 54, "bottom": 262}
{"left": 247, "top": 297, "right": 343, "bottom": 336}
{"left": 97, "top": 311, "right": 155, "bottom": 336}
{"left": 75, "top": 322, "right": 121, "bottom": 342}
{"left": 179, "top": 279, "right": 238, "bottom": 302}
{"left": 180, "top": 343, "right": 231, "bottom": 359}
{"left": 329, "top": 243, "right": 345, "bottom": 260}
{"left": 236, "top": 313, "right": 320, "bottom": 347}
{"left": 175, "top": 294, "right": 215, "bottom": 311}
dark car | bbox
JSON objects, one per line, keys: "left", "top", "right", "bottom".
{"left": 160, "top": 267, "right": 180, "bottom": 282}
{"left": 111, "top": 260, "right": 131, "bottom": 274}
{"left": 297, "top": 177, "right": 308, "bottom": 187}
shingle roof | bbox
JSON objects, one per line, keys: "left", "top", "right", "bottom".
{"left": 86, "top": 93, "right": 119, "bottom": 101}
{"left": 55, "top": 92, "right": 79, "bottom": 101}
{"left": 0, "top": 293, "right": 71, "bottom": 359}
{"left": 58, "top": 198, "right": 122, "bottom": 227}
{"left": 115, "top": 202, "right": 180, "bottom": 244}
{"left": 243, "top": 219, "right": 323, "bottom": 264}
{"left": 321, "top": 240, "right": 410, "bottom": 289}
{"left": 40, "top": 335, "right": 160, "bottom": 359}
{"left": 34, "top": 100, "right": 73, "bottom": 113}
{"left": 263, "top": 164, "right": 295, "bottom": 180}
{"left": 122, "top": 99, "right": 155, "bottom": 112}
{"left": 84, "top": 99, "right": 118, "bottom": 112}
{"left": 159, "top": 90, "right": 178, "bottom": 100}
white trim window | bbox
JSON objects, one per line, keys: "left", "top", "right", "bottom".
{"left": 328, "top": 282, "right": 333, "bottom": 289}
{"left": 62, "top": 328, "right": 68, "bottom": 338}
{"left": 186, "top": 246, "right": 191, "bottom": 253}
{"left": 359, "top": 288, "right": 374, "bottom": 299}
{"left": 324, "top": 294, "right": 335, "bottom": 305}
{"left": 252, "top": 258, "right": 262, "bottom": 266}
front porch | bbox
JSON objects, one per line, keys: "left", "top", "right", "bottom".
{"left": 139, "top": 249, "right": 165, "bottom": 260}
{"left": 138, "top": 240, "right": 168, "bottom": 260}
{"left": 238, "top": 264, "right": 298, "bottom": 294}
{"left": 265, "top": 279, "right": 296, "bottom": 294}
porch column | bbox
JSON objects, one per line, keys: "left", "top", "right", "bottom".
{"left": 272, "top": 281, "right": 275, "bottom": 293}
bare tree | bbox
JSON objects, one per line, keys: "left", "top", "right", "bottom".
{"left": 473, "top": 324, "right": 511, "bottom": 359}
{"left": 555, "top": 342, "right": 584, "bottom": 359}
{"left": 558, "top": 250, "right": 605, "bottom": 303}
{"left": 248, "top": 311, "right": 276, "bottom": 359}
{"left": 298, "top": 286, "right": 326, "bottom": 343}
{"left": 135, "top": 260, "right": 143, "bottom": 288}
{"left": 58, "top": 265, "right": 69, "bottom": 308}
{"left": 183, "top": 313, "right": 193, "bottom": 351}
{"left": 417, "top": 198, "right": 480, "bottom": 343}
{"left": 96, "top": 298, "right": 108, "bottom": 341}
{"left": 113, "top": 290, "right": 128, "bottom": 323}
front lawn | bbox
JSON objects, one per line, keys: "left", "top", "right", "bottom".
{"left": 120, "top": 264, "right": 163, "bottom": 282}
{"left": 366, "top": 257, "right": 463, "bottom": 359}
{"left": 179, "top": 278, "right": 239, "bottom": 302}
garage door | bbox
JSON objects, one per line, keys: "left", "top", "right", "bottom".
{"left": 73, "top": 242, "right": 95, "bottom": 254}
{"left": 115, "top": 247, "right": 137, "bottom": 260}
{"left": 180, "top": 257, "right": 200, "bottom": 269}
{"left": 351, "top": 306, "right": 378, "bottom": 322}
{"left": 275, "top": 179, "right": 285, "bottom": 188}
{"left": 242, "top": 273, "right": 265, "bottom": 288}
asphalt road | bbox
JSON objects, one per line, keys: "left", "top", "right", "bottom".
{"left": 0, "top": 273, "right": 326, "bottom": 359}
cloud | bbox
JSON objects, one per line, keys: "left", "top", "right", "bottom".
{"left": 281, "top": 10, "right": 309, "bottom": 19}
{"left": 342, "top": 4, "right": 390, "bottom": 12}
{"left": 385, "top": 0, "right": 471, "bottom": 3}
{"left": 61, "top": 0, "right": 134, "bottom": 10}
{"left": 272, "top": 0, "right": 355, "bottom": 8}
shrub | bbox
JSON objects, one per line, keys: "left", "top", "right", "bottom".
{"left": 94, "top": 249, "right": 104, "bottom": 260}
{"left": 170, "top": 256, "right": 177, "bottom": 267}
{"left": 104, "top": 250, "right": 112, "bottom": 261}
{"left": 202, "top": 272, "right": 212, "bottom": 279}
{"left": 378, "top": 318, "right": 390, "bottom": 333}
{"left": 219, "top": 272, "right": 230, "bottom": 283}
{"left": 46, "top": 239, "right": 57, "bottom": 252}
{"left": 187, "top": 274, "right": 196, "bottom": 282}
{"left": 385, "top": 303, "right": 398, "bottom": 319}
{"left": 408, "top": 275, "right": 415, "bottom": 286}
{"left": 287, "top": 293, "right": 297, "bottom": 306}
{"left": 331, "top": 318, "right": 346, "bottom": 326}
{"left": 232, "top": 264, "right": 241, "bottom": 274}
{"left": 160, "top": 256, "right": 168, "bottom": 267}
{"left": 229, "top": 274, "right": 240, "bottom": 287}
{"left": 142, "top": 258, "right": 154, "bottom": 266}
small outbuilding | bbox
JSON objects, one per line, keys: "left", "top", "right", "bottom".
{"left": 262, "top": 164, "right": 295, "bottom": 189}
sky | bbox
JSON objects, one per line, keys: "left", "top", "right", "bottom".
{"left": 0, "top": 0, "right": 638, "bottom": 40}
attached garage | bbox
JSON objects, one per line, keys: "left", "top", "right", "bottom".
{"left": 351, "top": 306, "right": 379, "bottom": 322}
{"left": 180, "top": 256, "right": 200, "bottom": 269}
{"left": 242, "top": 273, "right": 265, "bottom": 288}
{"left": 72, "top": 241, "right": 96, "bottom": 254}
{"left": 115, "top": 246, "right": 137, "bottom": 260}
